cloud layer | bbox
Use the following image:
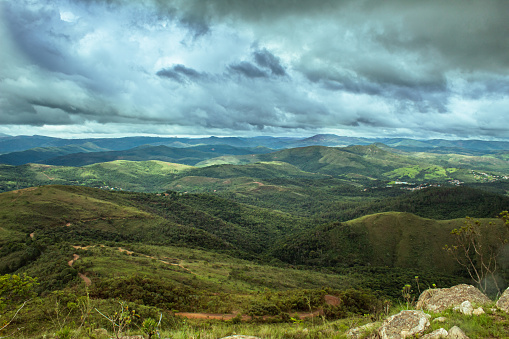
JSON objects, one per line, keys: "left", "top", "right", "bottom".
{"left": 1, "top": 0, "right": 508, "bottom": 139}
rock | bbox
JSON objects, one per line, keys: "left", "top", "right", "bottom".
{"left": 416, "top": 284, "right": 490, "bottom": 313}
{"left": 496, "top": 286, "right": 509, "bottom": 312}
{"left": 220, "top": 336, "right": 262, "bottom": 339}
{"left": 472, "top": 307, "right": 485, "bottom": 316}
{"left": 432, "top": 317, "right": 447, "bottom": 323}
{"left": 377, "top": 310, "right": 430, "bottom": 339}
{"left": 421, "top": 328, "right": 448, "bottom": 339}
{"left": 346, "top": 322, "right": 378, "bottom": 339}
{"left": 448, "top": 326, "right": 470, "bottom": 339}
{"left": 458, "top": 300, "right": 473, "bottom": 315}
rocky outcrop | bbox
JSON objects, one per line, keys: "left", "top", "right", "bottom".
{"left": 496, "top": 286, "right": 509, "bottom": 312}
{"left": 377, "top": 310, "right": 430, "bottom": 339}
{"left": 448, "top": 326, "right": 470, "bottom": 339}
{"left": 421, "top": 328, "right": 448, "bottom": 339}
{"left": 416, "top": 284, "right": 490, "bottom": 313}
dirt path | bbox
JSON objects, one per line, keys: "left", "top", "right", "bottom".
{"left": 70, "top": 244, "right": 193, "bottom": 279}
{"left": 117, "top": 247, "right": 194, "bottom": 274}
{"left": 41, "top": 171, "right": 54, "bottom": 180}
{"left": 68, "top": 254, "right": 80, "bottom": 267}
{"left": 78, "top": 273, "right": 92, "bottom": 286}
{"left": 175, "top": 310, "right": 323, "bottom": 321}
{"left": 11, "top": 187, "right": 38, "bottom": 202}
{"left": 67, "top": 254, "right": 92, "bottom": 286}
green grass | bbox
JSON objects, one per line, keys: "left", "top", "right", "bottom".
{"left": 424, "top": 305, "right": 509, "bottom": 339}
{"left": 72, "top": 243, "right": 357, "bottom": 298}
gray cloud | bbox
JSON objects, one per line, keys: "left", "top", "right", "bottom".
{"left": 228, "top": 61, "right": 268, "bottom": 78}
{"left": 254, "top": 49, "right": 286, "bottom": 76}
{"left": 156, "top": 64, "right": 205, "bottom": 83}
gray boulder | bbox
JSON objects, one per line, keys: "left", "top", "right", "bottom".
{"left": 420, "top": 328, "right": 448, "bottom": 339}
{"left": 457, "top": 300, "right": 473, "bottom": 315}
{"left": 496, "top": 286, "right": 509, "bottom": 312}
{"left": 377, "top": 310, "right": 430, "bottom": 339}
{"left": 416, "top": 284, "right": 490, "bottom": 313}
{"left": 448, "top": 326, "right": 470, "bottom": 339}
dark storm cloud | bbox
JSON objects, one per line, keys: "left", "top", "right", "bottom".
{"left": 179, "top": 13, "right": 210, "bottom": 38}
{"left": 2, "top": 3, "right": 75, "bottom": 74}
{"left": 228, "top": 62, "right": 268, "bottom": 78}
{"left": 253, "top": 49, "right": 286, "bottom": 76}
{"left": 156, "top": 65, "right": 205, "bottom": 83}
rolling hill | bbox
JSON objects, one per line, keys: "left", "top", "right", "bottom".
{"left": 40, "top": 144, "right": 274, "bottom": 167}
{"left": 272, "top": 212, "right": 509, "bottom": 275}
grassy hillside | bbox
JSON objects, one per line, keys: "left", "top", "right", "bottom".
{"left": 192, "top": 144, "right": 508, "bottom": 184}
{"left": 0, "top": 185, "right": 314, "bottom": 274}
{"left": 0, "top": 145, "right": 507, "bottom": 197}
{"left": 272, "top": 212, "right": 509, "bottom": 275}
{"left": 0, "top": 161, "right": 193, "bottom": 192}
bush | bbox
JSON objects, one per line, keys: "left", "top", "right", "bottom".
{"left": 323, "top": 288, "right": 381, "bottom": 319}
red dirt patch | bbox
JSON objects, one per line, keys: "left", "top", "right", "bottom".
{"left": 324, "top": 295, "right": 341, "bottom": 306}
{"left": 175, "top": 310, "right": 323, "bottom": 321}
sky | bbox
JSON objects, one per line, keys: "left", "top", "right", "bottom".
{"left": 1, "top": 0, "right": 509, "bottom": 140}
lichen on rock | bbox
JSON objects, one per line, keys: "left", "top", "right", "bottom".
{"left": 416, "top": 284, "right": 490, "bottom": 313}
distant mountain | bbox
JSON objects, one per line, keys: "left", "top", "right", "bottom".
{"left": 1, "top": 134, "right": 507, "bottom": 161}
{"left": 0, "top": 135, "right": 296, "bottom": 155}
{"left": 237, "top": 145, "right": 423, "bottom": 176}
{"left": 0, "top": 143, "right": 109, "bottom": 165}
{"left": 37, "top": 144, "right": 274, "bottom": 167}
{"left": 289, "top": 134, "right": 372, "bottom": 147}
{"left": 1, "top": 143, "right": 507, "bottom": 195}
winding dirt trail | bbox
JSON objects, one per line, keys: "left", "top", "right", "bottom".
{"left": 66, "top": 244, "right": 332, "bottom": 321}
{"left": 68, "top": 244, "right": 193, "bottom": 288}
{"left": 67, "top": 254, "right": 92, "bottom": 286}
{"left": 68, "top": 254, "right": 80, "bottom": 267}
{"left": 117, "top": 246, "right": 194, "bottom": 274}
{"left": 78, "top": 273, "right": 92, "bottom": 286}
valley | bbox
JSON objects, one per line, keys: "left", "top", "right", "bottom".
{"left": 0, "top": 134, "right": 508, "bottom": 338}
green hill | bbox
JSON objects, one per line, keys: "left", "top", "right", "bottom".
{"left": 0, "top": 185, "right": 312, "bottom": 277}
{"left": 272, "top": 212, "right": 508, "bottom": 274}
{"left": 0, "top": 143, "right": 109, "bottom": 166}
{"left": 0, "top": 161, "right": 193, "bottom": 192}
{"left": 314, "top": 186, "right": 509, "bottom": 222}
{"left": 42, "top": 144, "right": 273, "bottom": 167}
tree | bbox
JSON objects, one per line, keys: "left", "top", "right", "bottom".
{"left": 444, "top": 215, "right": 507, "bottom": 296}
{"left": 0, "top": 274, "right": 38, "bottom": 333}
